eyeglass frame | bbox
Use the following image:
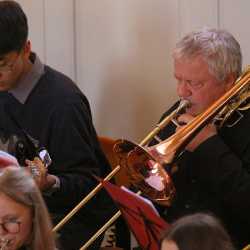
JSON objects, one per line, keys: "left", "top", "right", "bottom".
{"left": 177, "top": 79, "right": 205, "bottom": 91}
{"left": 0, "top": 218, "right": 21, "bottom": 234}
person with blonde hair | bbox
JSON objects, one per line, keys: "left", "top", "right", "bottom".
{"left": 0, "top": 159, "right": 56, "bottom": 250}
{"left": 161, "top": 213, "right": 235, "bottom": 250}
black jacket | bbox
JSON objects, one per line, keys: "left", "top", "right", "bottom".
{"left": 0, "top": 66, "right": 115, "bottom": 249}
{"left": 151, "top": 101, "right": 250, "bottom": 249}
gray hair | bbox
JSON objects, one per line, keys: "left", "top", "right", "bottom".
{"left": 0, "top": 167, "right": 56, "bottom": 250}
{"left": 173, "top": 27, "right": 242, "bottom": 81}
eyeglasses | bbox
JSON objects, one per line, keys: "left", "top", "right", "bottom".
{"left": 0, "top": 219, "right": 21, "bottom": 234}
{"left": 178, "top": 79, "right": 205, "bottom": 90}
{"left": 0, "top": 53, "right": 22, "bottom": 74}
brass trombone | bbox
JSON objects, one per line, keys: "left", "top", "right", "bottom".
{"left": 79, "top": 66, "right": 250, "bottom": 249}
{"left": 55, "top": 66, "right": 250, "bottom": 249}
{"left": 78, "top": 100, "right": 189, "bottom": 249}
{"left": 52, "top": 100, "right": 189, "bottom": 242}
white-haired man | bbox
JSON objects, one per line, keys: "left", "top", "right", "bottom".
{"left": 151, "top": 28, "right": 250, "bottom": 248}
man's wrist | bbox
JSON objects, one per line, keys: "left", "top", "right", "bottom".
{"left": 43, "top": 175, "right": 60, "bottom": 195}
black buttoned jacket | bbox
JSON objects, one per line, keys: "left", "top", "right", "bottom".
{"left": 151, "top": 101, "right": 250, "bottom": 248}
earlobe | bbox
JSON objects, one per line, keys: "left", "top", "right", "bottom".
{"left": 23, "top": 41, "right": 31, "bottom": 57}
{"left": 225, "top": 73, "right": 237, "bottom": 91}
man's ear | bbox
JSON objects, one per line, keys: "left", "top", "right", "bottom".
{"left": 224, "top": 73, "right": 237, "bottom": 91}
{"left": 23, "top": 40, "right": 31, "bottom": 59}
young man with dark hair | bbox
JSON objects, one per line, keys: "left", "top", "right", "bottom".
{"left": 0, "top": 1, "right": 115, "bottom": 249}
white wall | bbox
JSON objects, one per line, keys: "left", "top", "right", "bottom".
{"left": 76, "top": 0, "right": 179, "bottom": 141}
{"left": 16, "top": 0, "right": 250, "bottom": 141}
{"left": 17, "top": 0, "right": 76, "bottom": 80}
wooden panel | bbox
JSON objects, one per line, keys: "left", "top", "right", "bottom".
{"left": 17, "top": 0, "right": 45, "bottom": 61}
{"left": 219, "top": 0, "right": 250, "bottom": 68}
{"left": 75, "top": 0, "right": 179, "bottom": 141}
{"left": 44, "top": 0, "right": 76, "bottom": 80}
{"left": 178, "top": 0, "right": 218, "bottom": 37}
{"left": 17, "top": 0, "right": 76, "bottom": 80}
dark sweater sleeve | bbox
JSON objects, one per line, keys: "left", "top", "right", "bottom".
{"left": 44, "top": 96, "right": 104, "bottom": 210}
{"left": 191, "top": 134, "right": 250, "bottom": 218}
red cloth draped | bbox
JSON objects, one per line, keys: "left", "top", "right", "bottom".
{"left": 101, "top": 180, "right": 169, "bottom": 250}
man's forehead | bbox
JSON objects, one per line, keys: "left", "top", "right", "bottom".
{"left": 0, "top": 52, "right": 18, "bottom": 64}
{"left": 0, "top": 51, "right": 19, "bottom": 60}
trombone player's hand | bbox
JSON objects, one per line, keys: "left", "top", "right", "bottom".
{"left": 177, "top": 113, "right": 217, "bottom": 152}
{"left": 25, "top": 157, "right": 56, "bottom": 191}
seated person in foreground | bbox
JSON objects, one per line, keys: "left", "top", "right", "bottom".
{"left": 0, "top": 152, "right": 56, "bottom": 250}
{"left": 160, "top": 213, "right": 235, "bottom": 250}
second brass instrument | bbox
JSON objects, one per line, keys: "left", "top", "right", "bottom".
{"left": 59, "top": 66, "right": 250, "bottom": 249}
{"left": 113, "top": 99, "right": 190, "bottom": 206}
{"left": 114, "top": 66, "right": 250, "bottom": 207}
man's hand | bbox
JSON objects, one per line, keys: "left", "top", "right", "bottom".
{"left": 177, "top": 113, "right": 217, "bottom": 152}
{"left": 25, "top": 157, "right": 56, "bottom": 191}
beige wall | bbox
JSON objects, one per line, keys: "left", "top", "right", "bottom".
{"left": 17, "top": 0, "right": 250, "bottom": 141}
{"left": 17, "top": 0, "right": 76, "bottom": 80}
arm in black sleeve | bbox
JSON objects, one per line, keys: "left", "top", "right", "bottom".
{"left": 44, "top": 95, "right": 108, "bottom": 210}
{"left": 192, "top": 134, "right": 250, "bottom": 219}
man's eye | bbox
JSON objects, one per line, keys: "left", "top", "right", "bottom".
{"left": 4, "top": 217, "right": 18, "bottom": 222}
{"left": 189, "top": 81, "right": 201, "bottom": 86}
{"left": 8, "top": 218, "right": 18, "bottom": 222}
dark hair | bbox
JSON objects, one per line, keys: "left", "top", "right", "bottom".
{"left": 0, "top": 0, "right": 28, "bottom": 55}
{"left": 161, "top": 213, "right": 235, "bottom": 250}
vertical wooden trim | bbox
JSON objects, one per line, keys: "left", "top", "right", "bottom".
{"left": 43, "top": 0, "right": 76, "bottom": 80}
{"left": 217, "top": 0, "right": 220, "bottom": 28}
{"left": 42, "top": 0, "right": 47, "bottom": 63}
{"left": 73, "top": 0, "right": 77, "bottom": 83}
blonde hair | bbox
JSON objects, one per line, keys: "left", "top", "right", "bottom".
{"left": 0, "top": 167, "right": 56, "bottom": 250}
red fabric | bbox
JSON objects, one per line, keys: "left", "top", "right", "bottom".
{"left": 101, "top": 180, "right": 169, "bottom": 250}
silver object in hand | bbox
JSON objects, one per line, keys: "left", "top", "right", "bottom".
{"left": 30, "top": 164, "right": 40, "bottom": 178}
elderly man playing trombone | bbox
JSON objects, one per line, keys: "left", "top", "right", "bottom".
{"left": 149, "top": 28, "right": 250, "bottom": 249}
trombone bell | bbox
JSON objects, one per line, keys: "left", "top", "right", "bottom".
{"left": 113, "top": 139, "right": 175, "bottom": 206}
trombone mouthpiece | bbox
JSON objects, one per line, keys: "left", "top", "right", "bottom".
{"left": 0, "top": 238, "right": 10, "bottom": 250}
{"left": 177, "top": 99, "right": 191, "bottom": 113}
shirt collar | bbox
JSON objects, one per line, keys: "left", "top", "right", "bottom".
{"left": 9, "top": 52, "right": 44, "bottom": 104}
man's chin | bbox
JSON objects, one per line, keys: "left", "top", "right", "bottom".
{"left": 0, "top": 84, "right": 11, "bottom": 91}
{"left": 186, "top": 107, "right": 198, "bottom": 116}
{"left": 186, "top": 104, "right": 206, "bottom": 116}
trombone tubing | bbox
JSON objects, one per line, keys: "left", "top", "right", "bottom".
{"left": 52, "top": 165, "right": 120, "bottom": 232}
{"left": 53, "top": 110, "right": 178, "bottom": 233}
{"left": 80, "top": 210, "right": 121, "bottom": 250}
{"left": 79, "top": 69, "right": 250, "bottom": 248}
{"left": 80, "top": 190, "right": 142, "bottom": 250}
{"left": 78, "top": 113, "right": 183, "bottom": 248}
{"left": 140, "top": 106, "right": 185, "bottom": 146}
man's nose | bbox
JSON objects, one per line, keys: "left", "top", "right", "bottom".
{"left": 177, "top": 80, "right": 192, "bottom": 98}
